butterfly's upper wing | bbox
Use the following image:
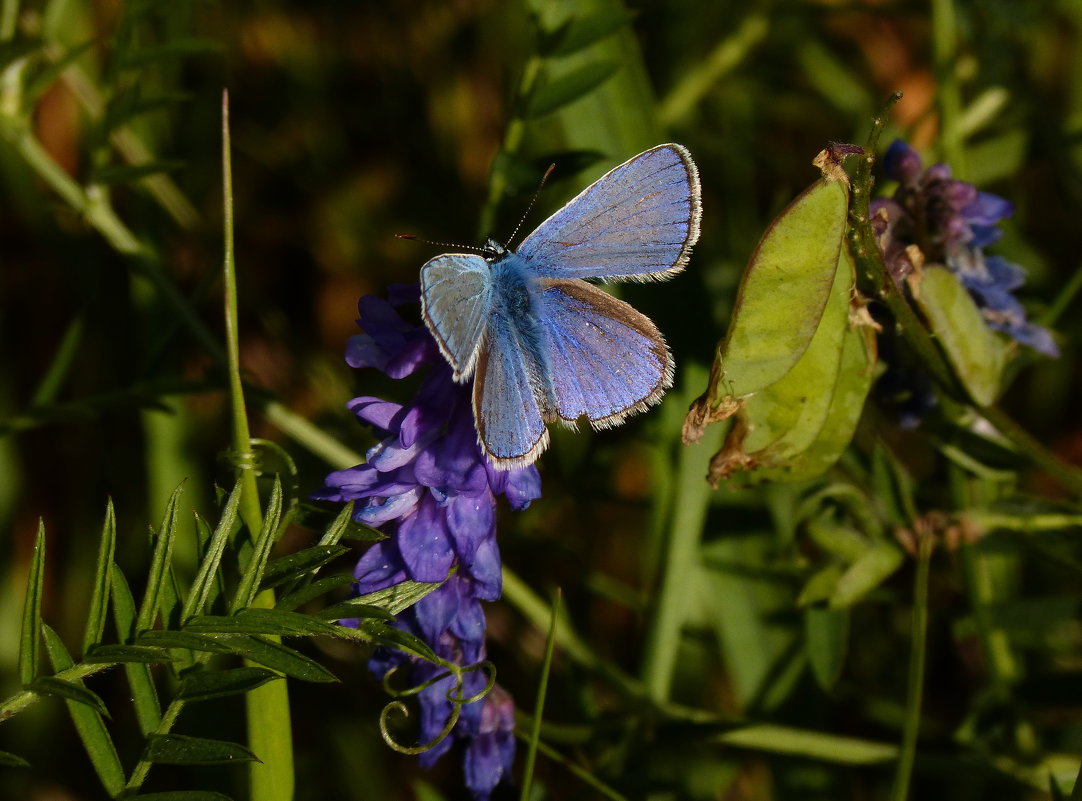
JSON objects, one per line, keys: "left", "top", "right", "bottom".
{"left": 516, "top": 143, "right": 701, "bottom": 281}
{"left": 420, "top": 253, "right": 493, "bottom": 381}
{"left": 539, "top": 278, "right": 672, "bottom": 427}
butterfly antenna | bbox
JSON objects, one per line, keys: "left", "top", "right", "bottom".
{"left": 505, "top": 162, "right": 557, "bottom": 247}
{"left": 395, "top": 233, "right": 483, "bottom": 253}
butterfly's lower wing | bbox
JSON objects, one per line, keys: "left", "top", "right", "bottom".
{"left": 420, "top": 253, "right": 492, "bottom": 381}
{"left": 539, "top": 278, "right": 672, "bottom": 427}
{"left": 516, "top": 144, "right": 701, "bottom": 281}
{"left": 472, "top": 312, "right": 551, "bottom": 469}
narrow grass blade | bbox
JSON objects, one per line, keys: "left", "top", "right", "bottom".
{"left": 520, "top": 590, "right": 560, "bottom": 801}
{"left": 82, "top": 500, "right": 116, "bottom": 653}
{"left": 42, "top": 624, "right": 125, "bottom": 796}
{"left": 19, "top": 521, "right": 46, "bottom": 685}
{"left": 0, "top": 751, "right": 30, "bottom": 767}
{"left": 184, "top": 481, "right": 242, "bottom": 620}
{"left": 230, "top": 476, "right": 283, "bottom": 613}
{"left": 136, "top": 482, "right": 183, "bottom": 633}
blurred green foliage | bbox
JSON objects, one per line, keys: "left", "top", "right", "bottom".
{"left": 2, "top": 0, "right": 1082, "bottom": 799}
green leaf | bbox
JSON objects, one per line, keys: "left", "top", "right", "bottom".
{"left": 83, "top": 500, "right": 116, "bottom": 653}
{"left": 707, "top": 179, "right": 850, "bottom": 400}
{"left": 805, "top": 606, "right": 849, "bottom": 690}
{"left": 19, "top": 521, "right": 45, "bottom": 685}
{"left": 541, "top": 10, "right": 634, "bottom": 57}
{"left": 275, "top": 575, "right": 355, "bottom": 612}
{"left": 708, "top": 240, "right": 875, "bottom": 484}
{"left": 230, "top": 477, "right": 283, "bottom": 613}
{"left": 316, "top": 598, "right": 396, "bottom": 623}
{"left": 527, "top": 61, "right": 620, "bottom": 118}
{"left": 911, "top": 265, "right": 1006, "bottom": 406}
{"left": 219, "top": 635, "right": 338, "bottom": 683}
{"left": 118, "top": 38, "right": 225, "bottom": 70}
{"left": 796, "top": 564, "right": 843, "bottom": 607}
{"left": 24, "top": 38, "right": 95, "bottom": 104}
{"left": 186, "top": 608, "right": 344, "bottom": 638}
{"left": 356, "top": 620, "right": 437, "bottom": 661}
{"left": 28, "top": 676, "right": 109, "bottom": 717}
{"left": 830, "top": 541, "right": 905, "bottom": 608}
{"left": 0, "top": 38, "right": 42, "bottom": 71}
{"left": 177, "top": 667, "right": 279, "bottom": 702}
{"left": 0, "top": 750, "right": 30, "bottom": 767}
{"left": 294, "top": 501, "right": 381, "bottom": 543}
{"left": 260, "top": 544, "right": 348, "bottom": 590}
{"left": 144, "top": 733, "right": 258, "bottom": 765}
{"left": 184, "top": 481, "right": 243, "bottom": 620}
{"left": 85, "top": 643, "right": 176, "bottom": 664}
{"left": 94, "top": 160, "right": 185, "bottom": 185}
{"left": 110, "top": 565, "right": 162, "bottom": 734}
{"left": 42, "top": 625, "right": 125, "bottom": 796}
{"left": 137, "top": 483, "right": 184, "bottom": 633}
{"left": 353, "top": 579, "right": 443, "bottom": 616}
{"left": 135, "top": 629, "right": 234, "bottom": 654}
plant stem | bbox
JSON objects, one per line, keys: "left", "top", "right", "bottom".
{"left": 890, "top": 532, "right": 932, "bottom": 801}
{"left": 221, "top": 90, "right": 294, "bottom": 801}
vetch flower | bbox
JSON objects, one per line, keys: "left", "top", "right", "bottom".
{"left": 316, "top": 285, "right": 540, "bottom": 800}
{"left": 872, "top": 139, "right": 1058, "bottom": 357}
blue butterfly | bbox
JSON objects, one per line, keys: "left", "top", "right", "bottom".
{"left": 420, "top": 143, "right": 701, "bottom": 469}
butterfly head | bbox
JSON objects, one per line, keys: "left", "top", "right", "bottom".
{"left": 481, "top": 238, "right": 508, "bottom": 262}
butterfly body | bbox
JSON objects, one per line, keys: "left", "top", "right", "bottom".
{"left": 420, "top": 144, "right": 701, "bottom": 469}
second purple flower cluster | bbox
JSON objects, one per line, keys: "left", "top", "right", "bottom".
{"left": 315, "top": 285, "right": 541, "bottom": 800}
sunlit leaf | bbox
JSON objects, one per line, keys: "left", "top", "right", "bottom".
{"left": 352, "top": 579, "right": 443, "bottom": 616}
{"left": 702, "top": 178, "right": 849, "bottom": 403}
{"left": 910, "top": 265, "right": 1006, "bottom": 406}
{"left": 316, "top": 598, "right": 396, "bottom": 623}
{"left": 830, "top": 541, "right": 904, "bottom": 608}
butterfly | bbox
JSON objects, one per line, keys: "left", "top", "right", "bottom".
{"left": 420, "top": 143, "right": 701, "bottom": 469}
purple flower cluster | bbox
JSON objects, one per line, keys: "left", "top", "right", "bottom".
{"left": 315, "top": 284, "right": 540, "bottom": 800}
{"left": 872, "top": 139, "right": 1058, "bottom": 357}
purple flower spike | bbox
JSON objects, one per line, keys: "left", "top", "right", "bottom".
{"left": 316, "top": 286, "right": 541, "bottom": 800}
{"left": 874, "top": 139, "right": 1058, "bottom": 357}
